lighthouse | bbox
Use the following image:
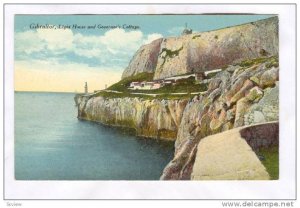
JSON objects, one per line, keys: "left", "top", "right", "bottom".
{"left": 84, "top": 82, "right": 88, "bottom": 94}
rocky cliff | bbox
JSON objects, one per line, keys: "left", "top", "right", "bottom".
{"left": 76, "top": 17, "right": 279, "bottom": 180}
{"left": 76, "top": 56, "right": 279, "bottom": 179}
{"left": 121, "top": 38, "right": 163, "bottom": 78}
{"left": 160, "top": 58, "right": 279, "bottom": 179}
{"left": 76, "top": 96, "right": 188, "bottom": 141}
{"left": 121, "top": 16, "right": 278, "bottom": 80}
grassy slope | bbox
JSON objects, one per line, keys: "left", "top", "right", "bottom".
{"left": 93, "top": 55, "right": 278, "bottom": 100}
{"left": 256, "top": 146, "right": 279, "bottom": 180}
{"left": 238, "top": 56, "right": 278, "bottom": 68}
{"left": 108, "top": 72, "right": 155, "bottom": 92}
{"left": 94, "top": 72, "right": 208, "bottom": 100}
{"left": 108, "top": 73, "right": 207, "bottom": 93}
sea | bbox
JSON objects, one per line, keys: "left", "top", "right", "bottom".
{"left": 14, "top": 92, "right": 174, "bottom": 180}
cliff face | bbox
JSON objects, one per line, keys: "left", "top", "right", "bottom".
{"left": 121, "top": 17, "right": 278, "bottom": 80}
{"left": 160, "top": 60, "right": 279, "bottom": 179}
{"left": 76, "top": 57, "right": 279, "bottom": 179}
{"left": 121, "top": 38, "right": 163, "bottom": 79}
{"left": 76, "top": 17, "right": 279, "bottom": 180}
{"left": 77, "top": 96, "right": 188, "bottom": 141}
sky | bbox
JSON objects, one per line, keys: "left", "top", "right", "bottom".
{"left": 14, "top": 14, "right": 275, "bottom": 93}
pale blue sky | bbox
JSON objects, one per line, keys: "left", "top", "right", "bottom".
{"left": 14, "top": 14, "right": 275, "bottom": 92}
{"left": 15, "top": 14, "right": 274, "bottom": 70}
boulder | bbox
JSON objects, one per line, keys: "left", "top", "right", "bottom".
{"left": 259, "top": 67, "right": 279, "bottom": 88}
{"left": 191, "top": 124, "right": 273, "bottom": 180}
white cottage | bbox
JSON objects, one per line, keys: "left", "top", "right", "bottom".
{"left": 129, "top": 81, "right": 163, "bottom": 90}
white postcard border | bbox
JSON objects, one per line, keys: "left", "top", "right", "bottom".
{"left": 4, "top": 4, "right": 296, "bottom": 199}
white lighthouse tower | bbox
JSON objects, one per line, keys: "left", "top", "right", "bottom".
{"left": 84, "top": 82, "right": 88, "bottom": 94}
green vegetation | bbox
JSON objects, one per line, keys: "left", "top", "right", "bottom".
{"left": 159, "top": 46, "right": 184, "bottom": 67}
{"left": 150, "top": 77, "right": 207, "bottom": 93}
{"left": 192, "top": 34, "right": 201, "bottom": 39}
{"left": 107, "top": 73, "right": 207, "bottom": 94}
{"left": 256, "top": 146, "right": 279, "bottom": 180}
{"left": 246, "top": 88, "right": 263, "bottom": 102}
{"left": 92, "top": 74, "right": 208, "bottom": 100}
{"left": 214, "top": 35, "right": 218, "bottom": 39}
{"left": 92, "top": 56, "right": 278, "bottom": 101}
{"left": 158, "top": 129, "right": 177, "bottom": 140}
{"left": 265, "top": 56, "right": 279, "bottom": 68}
{"left": 249, "top": 76, "right": 260, "bottom": 85}
{"left": 206, "top": 71, "right": 219, "bottom": 79}
{"left": 108, "top": 72, "right": 154, "bottom": 91}
{"left": 160, "top": 46, "right": 183, "bottom": 58}
{"left": 238, "top": 56, "right": 278, "bottom": 68}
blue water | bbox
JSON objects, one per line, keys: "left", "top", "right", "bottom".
{"left": 15, "top": 92, "right": 174, "bottom": 180}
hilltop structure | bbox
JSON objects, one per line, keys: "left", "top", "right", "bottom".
{"left": 181, "top": 23, "right": 193, "bottom": 35}
{"left": 121, "top": 17, "right": 278, "bottom": 80}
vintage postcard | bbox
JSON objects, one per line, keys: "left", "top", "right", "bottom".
{"left": 4, "top": 4, "right": 296, "bottom": 200}
{"left": 14, "top": 13, "right": 279, "bottom": 180}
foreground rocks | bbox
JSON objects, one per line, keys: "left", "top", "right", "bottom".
{"left": 191, "top": 122, "right": 278, "bottom": 180}
{"left": 160, "top": 59, "right": 279, "bottom": 180}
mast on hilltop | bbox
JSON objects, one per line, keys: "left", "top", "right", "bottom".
{"left": 181, "top": 23, "right": 193, "bottom": 35}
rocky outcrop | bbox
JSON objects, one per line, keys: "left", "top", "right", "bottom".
{"left": 76, "top": 16, "right": 279, "bottom": 180}
{"left": 191, "top": 122, "right": 278, "bottom": 180}
{"left": 76, "top": 57, "right": 279, "bottom": 180}
{"left": 244, "top": 82, "right": 279, "bottom": 126}
{"left": 240, "top": 122, "right": 279, "bottom": 151}
{"left": 76, "top": 96, "right": 188, "bottom": 141}
{"left": 160, "top": 59, "right": 279, "bottom": 180}
{"left": 121, "top": 17, "right": 278, "bottom": 80}
{"left": 121, "top": 38, "right": 163, "bottom": 79}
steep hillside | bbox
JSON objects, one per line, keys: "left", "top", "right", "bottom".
{"left": 121, "top": 17, "right": 278, "bottom": 80}
{"left": 160, "top": 56, "right": 279, "bottom": 179}
{"left": 76, "top": 17, "right": 279, "bottom": 180}
{"left": 121, "top": 38, "right": 163, "bottom": 78}
{"left": 76, "top": 56, "right": 279, "bottom": 179}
